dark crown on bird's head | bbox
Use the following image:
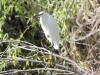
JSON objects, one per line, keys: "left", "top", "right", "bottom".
{"left": 39, "top": 11, "right": 49, "bottom": 16}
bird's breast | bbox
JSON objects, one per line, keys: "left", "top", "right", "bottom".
{"left": 40, "top": 18, "right": 49, "bottom": 31}
{"left": 40, "top": 18, "right": 48, "bottom": 26}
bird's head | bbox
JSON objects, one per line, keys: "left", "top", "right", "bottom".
{"left": 34, "top": 11, "right": 48, "bottom": 18}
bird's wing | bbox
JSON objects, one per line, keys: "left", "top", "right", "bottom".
{"left": 47, "top": 15, "right": 60, "bottom": 49}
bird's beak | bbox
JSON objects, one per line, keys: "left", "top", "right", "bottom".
{"left": 34, "top": 13, "right": 43, "bottom": 17}
{"left": 34, "top": 14, "right": 40, "bottom": 17}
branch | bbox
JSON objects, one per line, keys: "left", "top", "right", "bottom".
{"left": 74, "top": 28, "right": 100, "bottom": 41}
{"left": 0, "top": 68, "right": 66, "bottom": 75}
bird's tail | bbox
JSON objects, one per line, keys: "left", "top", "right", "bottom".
{"left": 54, "top": 43, "right": 59, "bottom": 50}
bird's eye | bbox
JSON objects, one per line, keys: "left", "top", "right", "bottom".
{"left": 40, "top": 13, "right": 43, "bottom": 15}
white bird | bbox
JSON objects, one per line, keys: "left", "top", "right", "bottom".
{"left": 34, "top": 11, "right": 60, "bottom": 50}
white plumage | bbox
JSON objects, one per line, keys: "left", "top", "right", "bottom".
{"left": 35, "top": 11, "right": 60, "bottom": 50}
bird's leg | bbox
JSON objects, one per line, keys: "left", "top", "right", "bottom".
{"left": 48, "top": 42, "right": 54, "bottom": 52}
{"left": 50, "top": 42, "right": 60, "bottom": 54}
{"left": 51, "top": 41, "right": 55, "bottom": 51}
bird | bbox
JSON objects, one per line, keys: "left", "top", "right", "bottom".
{"left": 34, "top": 11, "right": 61, "bottom": 50}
